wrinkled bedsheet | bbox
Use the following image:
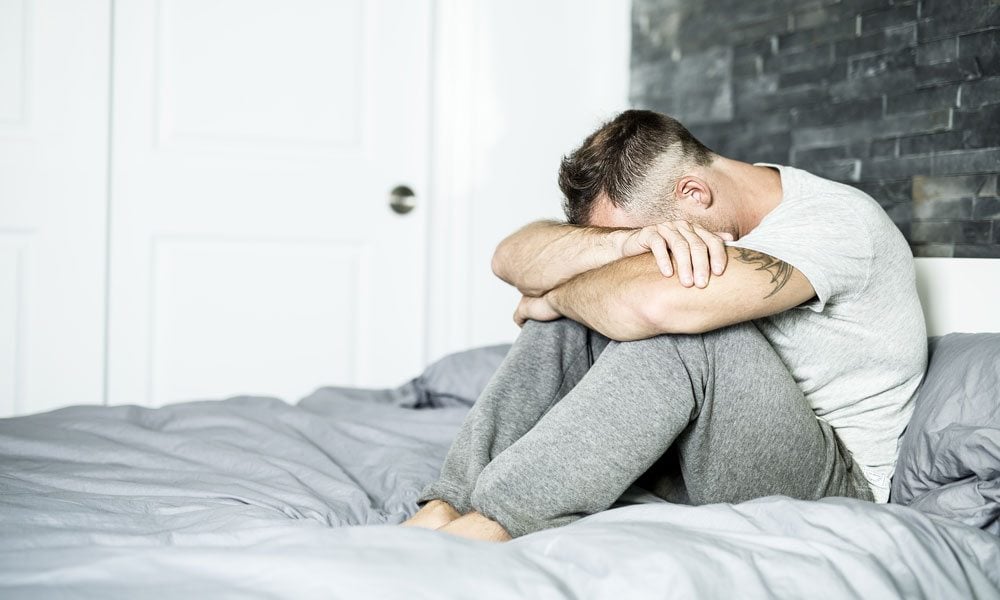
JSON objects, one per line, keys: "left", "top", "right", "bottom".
{"left": 1, "top": 392, "right": 997, "bottom": 599}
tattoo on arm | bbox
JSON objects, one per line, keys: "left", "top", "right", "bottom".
{"left": 734, "top": 249, "right": 793, "bottom": 299}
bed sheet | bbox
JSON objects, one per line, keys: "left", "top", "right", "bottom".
{"left": 0, "top": 393, "right": 997, "bottom": 599}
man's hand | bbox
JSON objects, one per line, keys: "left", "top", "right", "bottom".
{"left": 513, "top": 295, "right": 561, "bottom": 327}
{"left": 620, "top": 221, "right": 734, "bottom": 288}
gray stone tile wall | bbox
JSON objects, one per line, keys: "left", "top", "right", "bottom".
{"left": 631, "top": 0, "right": 1000, "bottom": 257}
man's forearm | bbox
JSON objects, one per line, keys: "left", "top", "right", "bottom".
{"left": 544, "top": 247, "right": 816, "bottom": 341}
{"left": 492, "top": 220, "right": 630, "bottom": 297}
{"left": 545, "top": 255, "right": 668, "bottom": 341}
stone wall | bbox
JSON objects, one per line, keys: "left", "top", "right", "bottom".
{"left": 631, "top": 0, "right": 1000, "bottom": 257}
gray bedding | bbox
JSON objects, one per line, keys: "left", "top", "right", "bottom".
{"left": 1, "top": 342, "right": 998, "bottom": 599}
{"left": 892, "top": 333, "right": 1000, "bottom": 534}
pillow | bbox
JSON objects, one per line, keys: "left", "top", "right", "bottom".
{"left": 416, "top": 344, "right": 510, "bottom": 407}
{"left": 891, "top": 333, "right": 1000, "bottom": 535}
{"left": 299, "top": 344, "right": 510, "bottom": 411}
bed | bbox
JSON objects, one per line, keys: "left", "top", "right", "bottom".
{"left": 1, "top": 258, "right": 998, "bottom": 599}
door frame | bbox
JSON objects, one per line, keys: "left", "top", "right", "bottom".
{"left": 423, "top": 0, "right": 481, "bottom": 364}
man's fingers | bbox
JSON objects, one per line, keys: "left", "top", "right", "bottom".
{"left": 513, "top": 297, "right": 527, "bottom": 327}
{"left": 514, "top": 295, "right": 560, "bottom": 326}
{"left": 659, "top": 223, "right": 694, "bottom": 287}
{"left": 619, "top": 228, "right": 643, "bottom": 258}
{"left": 648, "top": 221, "right": 731, "bottom": 286}
{"left": 715, "top": 231, "right": 735, "bottom": 241}
{"left": 694, "top": 224, "right": 728, "bottom": 276}
{"left": 674, "top": 222, "right": 711, "bottom": 288}
{"left": 648, "top": 234, "right": 673, "bottom": 277}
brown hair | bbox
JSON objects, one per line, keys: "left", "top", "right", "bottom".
{"left": 558, "top": 109, "right": 714, "bottom": 225}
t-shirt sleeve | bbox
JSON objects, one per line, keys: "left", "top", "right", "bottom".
{"left": 727, "top": 198, "right": 874, "bottom": 313}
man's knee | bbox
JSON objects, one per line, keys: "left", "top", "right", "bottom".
{"left": 521, "top": 317, "right": 582, "bottom": 331}
{"left": 510, "top": 319, "right": 583, "bottom": 354}
{"left": 615, "top": 321, "right": 772, "bottom": 369}
{"left": 516, "top": 318, "right": 612, "bottom": 362}
{"left": 599, "top": 327, "right": 707, "bottom": 368}
{"left": 638, "top": 321, "right": 764, "bottom": 348}
{"left": 699, "top": 321, "right": 770, "bottom": 351}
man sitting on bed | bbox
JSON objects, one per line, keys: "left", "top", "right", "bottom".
{"left": 403, "top": 109, "right": 928, "bottom": 542}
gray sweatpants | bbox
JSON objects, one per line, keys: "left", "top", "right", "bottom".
{"left": 418, "top": 318, "right": 874, "bottom": 538}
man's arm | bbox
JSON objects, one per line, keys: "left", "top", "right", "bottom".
{"left": 494, "top": 219, "right": 733, "bottom": 297}
{"left": 492, "top": 221, "right": 630, "bottom": 297}
{"left": 542, "top": 247, "right": 815, "bottom": 341}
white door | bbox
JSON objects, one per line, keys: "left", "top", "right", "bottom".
{"left": 0, "top": 0, "right": 110, "bottom": 417}
{"left": 108, "top": 0, "right": 430, "bottom": 406}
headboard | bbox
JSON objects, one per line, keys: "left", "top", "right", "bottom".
{"left": 915, "top": 258, "right": 1000, "bottom": 336}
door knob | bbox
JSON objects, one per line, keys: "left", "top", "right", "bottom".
{"left": 389, "top": 185, "right": 416, "bottom": 215}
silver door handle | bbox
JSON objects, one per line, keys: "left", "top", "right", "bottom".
{"left": 389, "top": 185, "right": 416, "bottom": 215}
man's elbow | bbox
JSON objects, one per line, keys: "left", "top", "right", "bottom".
{"left": 491, "top": 248, "right": 539, "bottom": 296}
{"left": 490, "top": 248, "right": 508, "bottom": 282}
{"left": 491, "top": 241, "right": 521, "bottom": 287}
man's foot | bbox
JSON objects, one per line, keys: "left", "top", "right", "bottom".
{"left": 402, "top": 499, "right": 461, "bottom": 530}
{"left": 436, "top": 511, "right": 512, "bottom": 542}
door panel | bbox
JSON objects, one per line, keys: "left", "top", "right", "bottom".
{"left": 0, "top": 0, "right": 110, "bottom": 416}
{"left": 156, "top": 0, "right": 365, "bottom": 149}
{"left": 108, "top": 0, "right": 430, "bottom": 406}
{"left": 0, "top": 0, "right": 28, "bottom": 121}
{"left": 148, "top": 237, "right": 366, "bottom": 404}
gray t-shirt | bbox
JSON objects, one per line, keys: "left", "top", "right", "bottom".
{"left": 728, "top": 163, "right": 927, "bottom": 503}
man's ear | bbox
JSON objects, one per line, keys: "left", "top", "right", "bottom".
{"left": 675, "top": 176, "right": 713, "bottom": 210}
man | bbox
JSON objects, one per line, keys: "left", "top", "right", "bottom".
{"left": 403, "top": 109, "right": 927, "bottom": 542}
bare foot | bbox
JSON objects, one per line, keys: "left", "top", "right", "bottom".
{"left": 436, "top": 511, "right": 512, "bottom": 542}
{"left": 402, "top": 499, "right": 461, "bottom": 530}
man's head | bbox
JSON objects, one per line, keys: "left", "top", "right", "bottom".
{"left": 558, "top": 109, "right": 719, "bottom": 229}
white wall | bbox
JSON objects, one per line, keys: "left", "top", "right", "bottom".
{"left": 426, "top": 0, "right": 632, "bottom": 362}
{"left": 915, "top": 258, "right": 1000, "bottom": 336}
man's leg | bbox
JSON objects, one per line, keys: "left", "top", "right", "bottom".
{"left": 407, "top": 318, "right": 608, "bottom": 528}
{"left": 467, "top": 321, "right": 872, "bottom": 538}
